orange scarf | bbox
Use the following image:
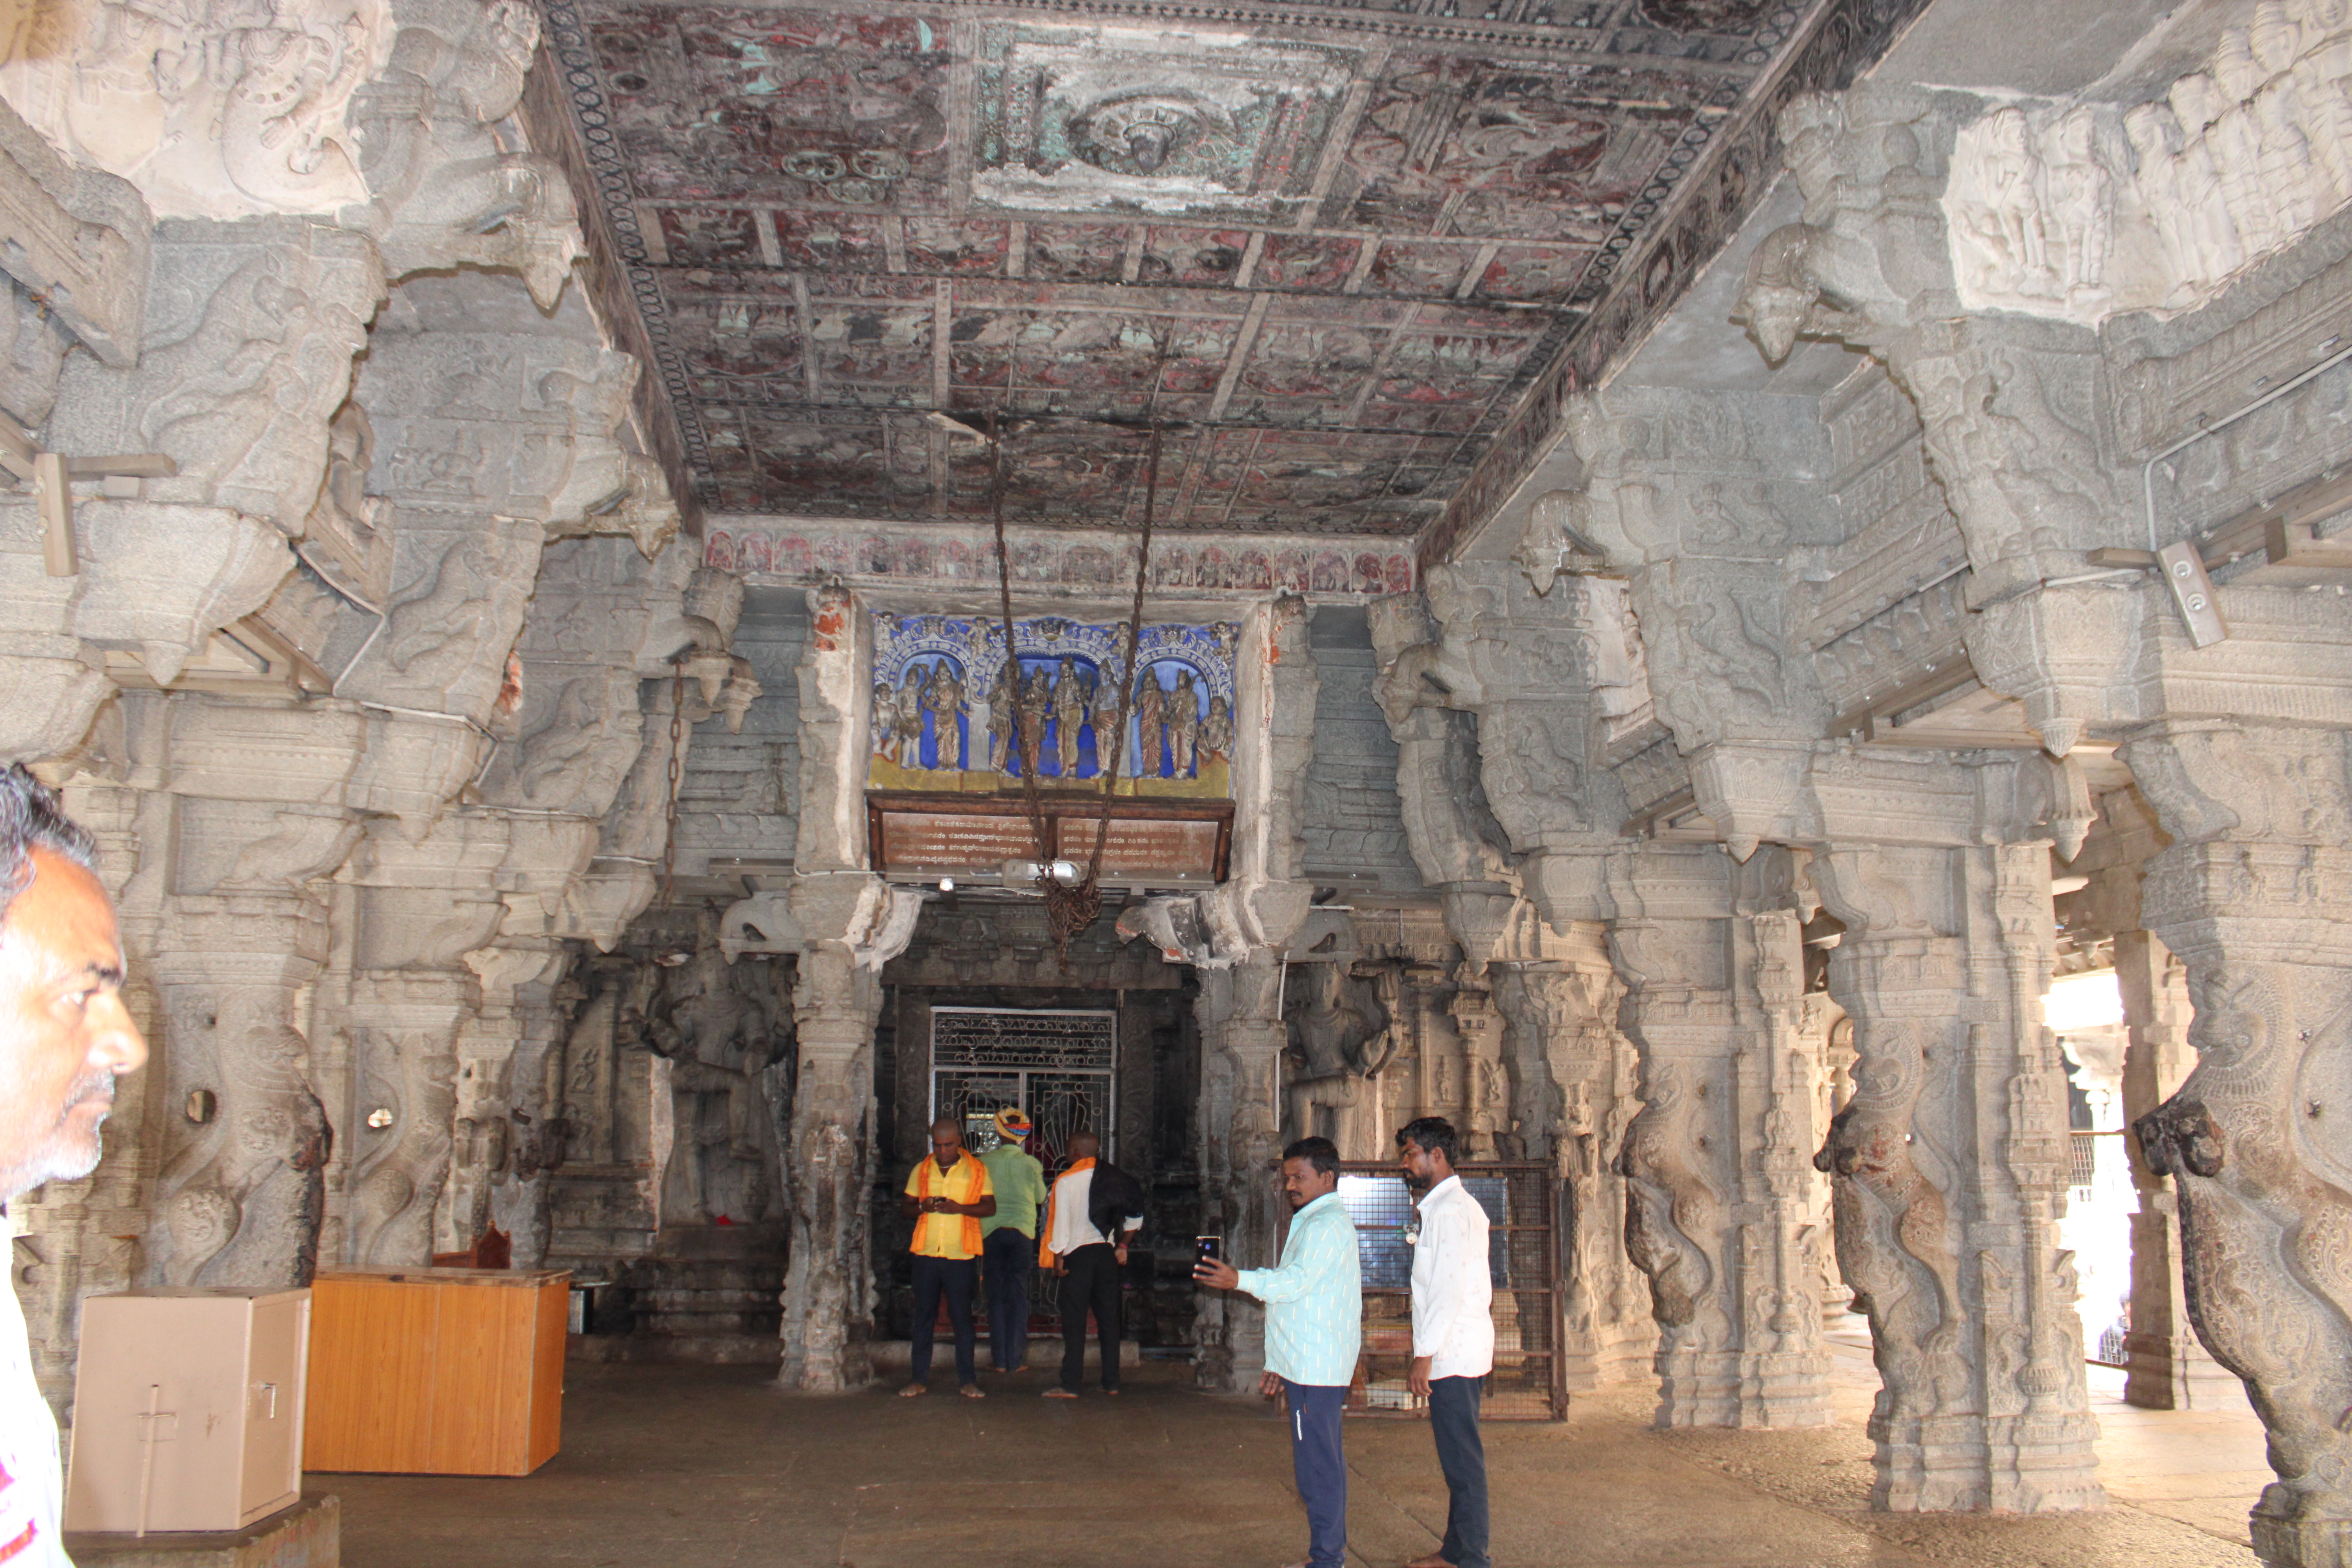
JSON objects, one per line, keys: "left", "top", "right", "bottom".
{"left": 1037, "top": 1156, "right": 1096, "bottom": 1268}
{"left": 916, "top": 1152, "right": 984, "bottom": 1257}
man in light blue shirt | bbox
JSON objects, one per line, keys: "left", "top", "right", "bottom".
{"left": 1196, "top": 1135, "right": 1361, "bottom": 1568}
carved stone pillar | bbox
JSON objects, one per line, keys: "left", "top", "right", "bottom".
{"left": 773, "top": 584, "right": 885, "bottom": 1392}
{"left": 139, "top": 703, "right": 366, "bottom": 1290}
{"left": 1810, "top": 769, "right": 2102, "bottom": 1514}
{"left": 2127, "top": 714, "right": 2352, "bottom": 1568}
{"left": 779, "top": 932, "right": 881, "bottom": 1393}
{"left": 339, "top": 815, "right": 511, "bottom": 1267}
{"left": 1490, "top": 929, "right": 1650, "bottom": 1394}
{"left": 1609, "top": 844, "right": 1829, "bottom": 1428}
{"left": 1193, "top": 949, "right": 1287, "bottom": 1393}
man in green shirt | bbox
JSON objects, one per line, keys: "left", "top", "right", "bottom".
{"left": 978, "top": 1107, "right": 1049, "bottom": 1372}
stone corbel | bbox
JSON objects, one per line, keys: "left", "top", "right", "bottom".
{"left": 0, "top": 97, "right": 151, "bottom": 371}
{"left": 50, "top": 221, "right": 385, "bottom": 539}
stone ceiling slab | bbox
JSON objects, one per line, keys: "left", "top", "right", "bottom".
{"left": 534, "top": 0, "right": 1926, "bottom": 539}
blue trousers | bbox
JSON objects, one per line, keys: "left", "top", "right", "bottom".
{"left": 1283, "top": 1380, "right": 1348, "bottom": 1568}
{"left": 1428, "top": 1375, "right": 1490, "bottom": 1568}
{"left": 909, "top": 1254, "right": 978, "bottom": 1385}
{"left": 981, "top": 1229, "right": 1033, "bottom": 1370}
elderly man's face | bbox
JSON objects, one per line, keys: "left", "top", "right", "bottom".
{"left": 0, "top": 849, "right": 147, "bottom": 1198}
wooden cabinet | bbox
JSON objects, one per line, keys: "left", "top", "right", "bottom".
{"left": 303, "top": 1268, "right": 568, "bottom": 1477}
{"left": 64, "top": 1287, "right": 311, "bottom": 1533}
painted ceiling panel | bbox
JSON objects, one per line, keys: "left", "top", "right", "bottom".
{"left": 538, "top": 0, "right": 1924, "bottom": 536}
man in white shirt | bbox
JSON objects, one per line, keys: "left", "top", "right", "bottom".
{"left": 0, "top": 765, "right": 149, "bottom": 1566}
{"left": 1037, "top": 1131, "right": 1142, "bottom": 1397}
{"left": 1398, "top": 1116, "right": 1492, "bottom": 1568}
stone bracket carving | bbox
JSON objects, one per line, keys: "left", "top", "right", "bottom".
{"left": 0, "top": 96, "right": 150, "bottom": 367}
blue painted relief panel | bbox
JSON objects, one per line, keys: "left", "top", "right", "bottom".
{"left": 869, "top": 612, "right": 1239, "bottom": 800}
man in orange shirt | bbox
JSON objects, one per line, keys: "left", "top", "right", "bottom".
{"left": 899, "top": 1116, "right": 996, "bottom": 1399}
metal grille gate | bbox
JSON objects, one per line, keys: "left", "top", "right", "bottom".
{"left": 929, "top": 1006, "right": 1118, "bottom": 1160}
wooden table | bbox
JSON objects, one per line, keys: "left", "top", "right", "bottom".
{"left": 304, "top": 1267, "right": 568, "bottom": 1476}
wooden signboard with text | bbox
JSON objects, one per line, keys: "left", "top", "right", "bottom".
{"left": 867, "top": 791, "right": 1231, "bottom": 882}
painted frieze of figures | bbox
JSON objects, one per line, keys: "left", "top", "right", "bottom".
{"left": 867, "top": 613, "right": 1238, "bottom": 800}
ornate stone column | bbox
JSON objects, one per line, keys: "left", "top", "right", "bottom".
{"left": 1808, "top": 756, "right": 2102, "bottom": 1514}
{"left": 1192, "top": 950, "right": 1288, "bottom": 1393}
{"left": 769, "top": 584, "right": 893, "bottom": 1392}
{"left": 2067, "top": 785, "right": 2236, "bottom": 1413}
{"left": 2127, "top": 707, "right": 2352, "bottom": 1568}
{"left": 1609, "top": 843, "right": 1830, "bottom": 1428}
{"left": 778, "top": 928, "right": 882, "bottom": 1393}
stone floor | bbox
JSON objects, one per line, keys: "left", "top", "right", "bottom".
{"left": 312, "top": 1342, "right": 2270, "bottom": 1568}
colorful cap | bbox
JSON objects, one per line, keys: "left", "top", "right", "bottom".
{"left": 994, "top": 1107, "right": 1033, "bottom": 1140}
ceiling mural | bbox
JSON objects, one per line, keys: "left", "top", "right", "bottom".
{"left": 533, "top": 0, "right": 1924, "bottom": 538}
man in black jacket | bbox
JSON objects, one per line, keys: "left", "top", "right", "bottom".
{"left": 1038, "top": 1131, "right": 1144, "bottom": 1397}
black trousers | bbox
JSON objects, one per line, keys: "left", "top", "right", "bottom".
{"left": 909, "top": 1254, "right": 978, "bottom": 1385}
{"left": 1428, "top": 1374, "right": 1490, "bottom": 1568}
{"left": 981, "top": 1227, "right": 1034, "bottom": 1370}
{"left": 1056, "top": 1242, "right": 1123, "bottom": 1390}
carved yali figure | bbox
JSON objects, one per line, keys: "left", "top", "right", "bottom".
{"left": 1619, "top": 1063, "right": 1723, "bottom": 1334}
{"left": 2134, "top": 972, "right": 2352, "bottom": 1561}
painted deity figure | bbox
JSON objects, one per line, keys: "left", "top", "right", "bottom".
{"left": 1053, "top": 658, "right": 1089, "bottom": 778}
{"left": 987, "top": 657, "right": 1018, "bottom": 773}
{"left": 1133, "top": 675, "right": 1165, "bottom": 779}
{"left": 1167, "top": 670, "right": 1201, "bottom": 778}
{"left": 1018, "top": 667, "right": 1050, "bottom": 779}
{"left": 928, "top": 662, "right": 966, "bottom": 770}
{"left": 894, "top": 671, "right": 928, "bottom": 771}
{"left": 873, "top": 679, "right": 899, "bottom": 765}
{"left": 1201, "top": 695, "right": 1233, "bottom": 763}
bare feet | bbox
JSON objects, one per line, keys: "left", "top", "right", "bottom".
{"left": 959, "top": 1384, "right": 986, "bottom": 1399}
{"left": 1043, "top": 1387, "right": 1079, "bottom": 1399}
{"left": 898, "top": 1382, "right": 927, "bottom": 1398}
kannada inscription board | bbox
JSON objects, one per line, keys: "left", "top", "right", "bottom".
{"left": 878, "top": 812, "right": 1044, "bottom": 869}
{"left": 871, "top": 801, "right": 1227, "bottom": 879}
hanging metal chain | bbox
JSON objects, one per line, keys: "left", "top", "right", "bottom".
{"left": 658, "top": 671, "right": 686, "bottom": 906}
{"left": 989, "top": 413, "right": 1058, "bottom": 886}
{"left": 1072, "top": 424, "right": 1160, "bottom": 902}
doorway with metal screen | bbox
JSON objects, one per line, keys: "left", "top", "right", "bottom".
{"left": 929, "top": 1006, "right": 1118, "bottom": 1161}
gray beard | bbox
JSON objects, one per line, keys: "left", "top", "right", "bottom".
{"left": 0, "top": 1072, "right": 114, "bottom": 1200}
